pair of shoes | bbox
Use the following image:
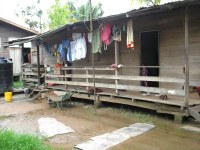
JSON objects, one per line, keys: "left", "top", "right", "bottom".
{"left": 160, "top": 95, "right": 167, "bottom": 100}
{"left": 142, "top": 92, "right": 150, "bottom": 96}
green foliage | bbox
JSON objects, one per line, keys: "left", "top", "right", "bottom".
{"left": 73, "top": 0, "right": 104, "bottom": 21}
{"left": 13, "top": 81, "right": 23, "bottom": 88}
{"left": 48, "top": 0, "right": 77, "bottom": 30}
{"left": 16, "top": 0, "right": 45, "bottom": 32}
{"left": 0, "top": 129, "right": 52, "bottom": 150}
{"left": 48, "top": 0, "right": 104, "bottom": 30}
{"left": 131, "top": 0, "right": 161, "bottom": 6}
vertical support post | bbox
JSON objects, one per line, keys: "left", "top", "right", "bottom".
{"left": 44, "top": 67, "right": 47, "bottom": 88}
{"left": 37, "top": 44, "right": 41, "bottom": 85}
{"left": 89, "top": 0, "right": 97, "bottom": 113}
{"left": 184, "top": 6, "right": 189, "bottom": 108}
{"left": 21, "top": 44, "right": 25, "bottom": 86}
{"left": 21, "top": 44, "right": 24, "bottom": 64}
{"left": 64, "top": 48, "right": 67, "bottom": 89}
{"left": 115, "top": 41, "right": 120, "bottom": 95}
{"left": 86, "top": 69, "right": 89, "bottom": 91}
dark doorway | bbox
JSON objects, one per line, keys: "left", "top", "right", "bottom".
{"left": 141, "top": 31, "right": 159, "bottom": 87}
{"left": 23, "top": 48, "right": 31, "bottom": 63}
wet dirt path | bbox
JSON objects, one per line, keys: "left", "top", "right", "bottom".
{"left": 0, "top": 99, "right": 199, "bottom": 150}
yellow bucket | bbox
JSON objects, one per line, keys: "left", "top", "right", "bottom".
{"left": 4, "top": 92, "right": 13, "bottom": 102}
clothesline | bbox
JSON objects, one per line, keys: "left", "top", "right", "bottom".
{"left": 43, "top": 20, "right": 134, "bottom": 63}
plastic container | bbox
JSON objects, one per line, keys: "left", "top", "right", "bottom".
{"left": 0, "top": 57, "right": 13, "bottom": 94}
{"left": 4, "top": 92, "right": 12, "bottom": 102}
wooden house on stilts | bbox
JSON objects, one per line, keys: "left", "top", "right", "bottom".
{"left": 6, "top": 0, "right": 200, "bottom": 123}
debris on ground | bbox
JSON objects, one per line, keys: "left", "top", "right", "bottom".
{"left": 182, "top": 126, "right": 200, "bottom": 133}
{"left": 38, "top": 117, "right": 75, "bottom": 138}
{"left": 75, "top": 123, "right": 155, "bottom": 150}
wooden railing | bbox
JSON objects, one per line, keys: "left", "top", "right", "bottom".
{"left": 45, "top": 66, "right": 185, "bottom": 97}
{"left": 22, "top": 65, "right": 45, "bottom": 87}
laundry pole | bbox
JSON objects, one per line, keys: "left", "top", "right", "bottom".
{"left": 90, "top": 0, "right": 97, "bottom": 113}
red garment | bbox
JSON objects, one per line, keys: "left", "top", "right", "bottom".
{"left": 28, "top": 52, "right": 31, "bottom": 63}
{"left": 197, "top": 87, "right": 200, "bottom": 96}
{"left": 100, "top": 23, "right": 111, "bottom": 45}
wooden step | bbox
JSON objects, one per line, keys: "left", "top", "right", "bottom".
{"left": 191, "top": 105, "right": 200, "bottom": 113}
{"left": 188, "top": 107, "right": 200, "bottom": 122}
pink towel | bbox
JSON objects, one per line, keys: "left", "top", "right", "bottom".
{"left": 100, "top": 23, "right": 111, "bottom": 45}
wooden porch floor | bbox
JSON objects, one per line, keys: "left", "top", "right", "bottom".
{"left": 46, "top": 85, "right": 200, "bottom": 108}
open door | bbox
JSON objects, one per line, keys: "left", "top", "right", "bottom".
{"left": 23, "top": 48, "right": 31, "bottom": 63}
{"left": 141, "top": 31, "right": 159, "bottom": 87}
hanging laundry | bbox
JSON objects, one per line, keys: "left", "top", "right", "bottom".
{"left": 123, "top": 22, "right": 126, "bottom": 32}
{"left": 57, "top": 44, "right": 63, "bottom": 59}
{"left": 52, "top": 45, "right": 57, "bottom": 56}
{"left": 57, "top": 52, "right": 62, "bottom": 64}
{"left": 43, "top": 42, "right": 52, "bottom": 56}
{"left": 72, "top": 33, "right": 82, "bottom": 40}
{"left": 88, "top": 33, "right": 92, "bottom": 43}
{"left": 70, "top": 37, "right": 87, "bottom": 61}
{"left": 100, "top": 23, "right": 111, "bottom": 45}
{"left": 127, "top": 19, "right": 134, "bottom": 49}
{"left": 92, "top": 28, "right": 102, "bottom": 53}
{"left": 62, "top": 40, "right": 72, "bottom": 62}
{"left": 57, "top": 40, "right": 71, "bottom": 62}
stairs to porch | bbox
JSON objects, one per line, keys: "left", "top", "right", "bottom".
{"left": 188, "top": 105, "right": 200, "bottom": 122}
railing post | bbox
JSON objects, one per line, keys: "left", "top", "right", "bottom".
{"left": 115, "top": 41, "right": 120, "bottom": 94}
{"left": 86, "top": 69, "right": 89, "bottom": 91}
{"left": 184, "top": 6, "right": 189, "bottom": 108}
{"left": 37, "top": 44, "right": 41, "bottom": 85}
{"left": 44, "top": 67, "right": 47, "bottom": 88}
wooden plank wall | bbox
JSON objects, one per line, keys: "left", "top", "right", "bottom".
{"left": 43, "top": 5, "right": 200, "bottom": 90}
{"left": 9, "top": 47, "right": 22, "bottom": 75}
{"left": 0, "top": 21, "right": 35, "bottom": 57}
{"left": 188, "top": 6, "right": 200, "bottom": 86}
{"left": 132, "top": 6, "right": 200, "bottom": 89}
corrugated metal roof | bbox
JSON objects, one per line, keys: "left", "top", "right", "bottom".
{"left": 126, "top": 0, "right": 200, "bottom": 17}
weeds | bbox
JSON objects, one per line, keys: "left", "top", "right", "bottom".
{"left": 13, "top": 81, "right": 23, "bottom": 88}
{"left": 0, "top": 129, "right": 53, "bottom": 150}
{"left": 0, "top": 115, "right": 9, "bottom": 121}
{"left": 111, "top": 107, "right": 155, "bottom": 123}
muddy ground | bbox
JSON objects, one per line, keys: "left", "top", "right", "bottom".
{"left": 0, "top": 98, "right": 200, "bottom": 150}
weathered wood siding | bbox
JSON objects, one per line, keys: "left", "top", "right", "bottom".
{"left": 188, "top": 6, "right": 200, "bottom": 86}
{"left": 0, "top": 21, "right": 34, "bottom": 57}
{"left": 9, "top": 47, "right": 22, "bottom": 75}
{"left": 133, "top": 7, "right": 185, "bottom": 89}
{"left": 44, "top": 5, "right": 200, "bottom": 89}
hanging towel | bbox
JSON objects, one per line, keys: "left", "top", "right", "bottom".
{"left": 127, "top": 19, "right": 134, "bottom": 49}
{"left": 92, "top": 28, "right": 102, "bottom": 53}
{"left": 70, "top": 37, "right": 87, "bottom": 61}
{"left": 100, "top": 23, "right": 111, "bottom": 45}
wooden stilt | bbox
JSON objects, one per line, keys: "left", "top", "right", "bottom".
{"left": 37, "top": 44, "right": 41, "bottom": 85}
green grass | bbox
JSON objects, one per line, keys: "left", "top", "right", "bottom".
{"left": 13, "top": 81, "right": 23, "bottom": 88}
{"left": 0, "top": 129, "right": 53, "bottom": 150}
{"left": 0, "top": 115, "right": 8, "bottom": 121}
{"left": 110, "top": 107, "right": 155, "bottom": 123}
